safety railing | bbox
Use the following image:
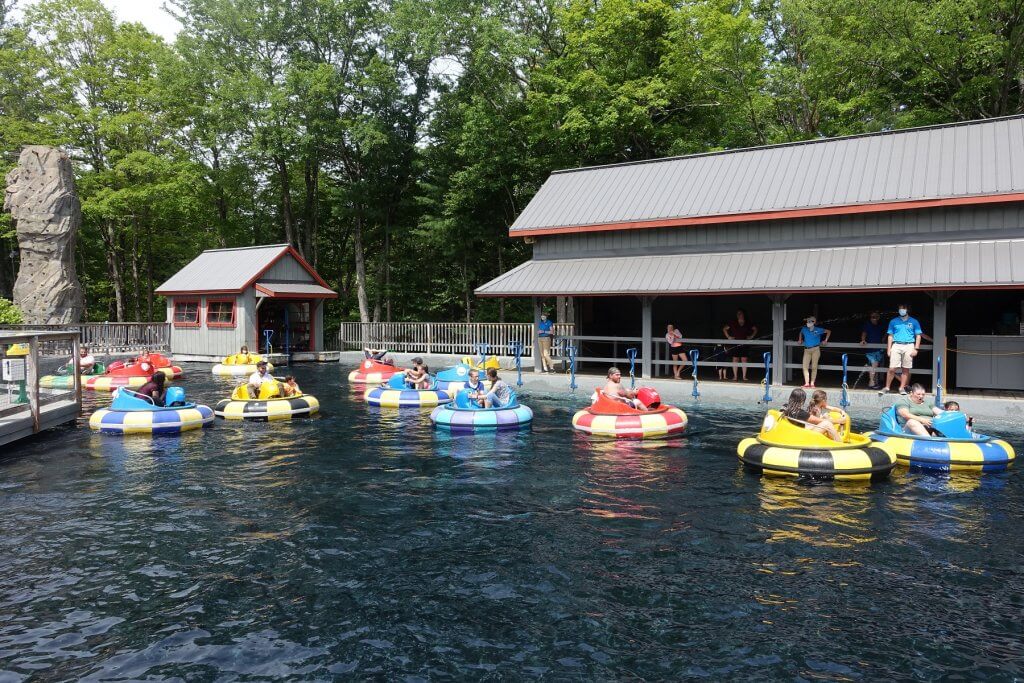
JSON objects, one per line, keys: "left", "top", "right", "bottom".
{"left": 0, "top": 323, "right": 171, "bottom": 355}
{"left": 781, "top": 340, "right": 933, "bottom": 376}
{"left": 337, "top": 322, "right": 575, "bottom": 357}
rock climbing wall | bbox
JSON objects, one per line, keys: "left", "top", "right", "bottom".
{"left": 4, "top": 146, "right": 84, "bottom": 324}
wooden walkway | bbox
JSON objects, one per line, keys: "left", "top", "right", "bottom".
{"left": 0, "top": 398, "right": 80, "bottom": 449}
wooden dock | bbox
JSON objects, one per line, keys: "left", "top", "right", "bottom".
{"left": 1, "top": 329, "right": 83, "bottom": 450}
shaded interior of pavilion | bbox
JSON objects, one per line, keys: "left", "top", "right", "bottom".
{"left": 536, "top": 289, "right": 1023, "bottom": 393}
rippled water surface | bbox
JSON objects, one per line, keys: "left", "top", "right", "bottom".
{"left": 3, "top": 363, "right": 1024, "bottom": 680}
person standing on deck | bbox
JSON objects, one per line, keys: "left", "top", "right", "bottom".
{"left": 859, "top": 311, "right": 887, "bottom": 390}
{"left": 798, "top": 317, "right": 830, "bottom": 388}
{"left": 723, "top": 309, "right": 757, "bottom": 381}
{"left": 665, "top": 324, "right": 688, "bottom": 379}
{"left": 537, "top": 312, "right": 555, "bottom": 373}
{"left": 880, "top": 304, "right": 923, "bottom": 396}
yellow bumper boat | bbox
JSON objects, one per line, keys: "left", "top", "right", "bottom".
{"left": 215, "top": 383, "right": 319, "bottom": 421}
{"left": 738, "top": 409, "right": 896, "bottom": 482}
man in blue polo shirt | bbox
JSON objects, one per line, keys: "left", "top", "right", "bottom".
{"left": 859, "top": 311, "right": 886, "bottom": 389}
{"left": 879, "top": 303, "right": 923, "bottom": 396}
{"left": 537, "top": 312, "right": 555, "bottom": 373}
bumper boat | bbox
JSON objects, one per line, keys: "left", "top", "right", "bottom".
{"left": 738, "top": 409, "right": 896, "bottom": 481}
{"left": 571, "top": 388, "right": 687, "bottom": 439}
{"left": 108, "top": 353, "right": 182, "bottom": 378}
{"left": 215, "top": 383, "right": 319, "bottom": 421}
{"left": 89, "top": 386, "right": 214, "bottom": 435}
{"left": 85, "top": 359, "right": 181, "bottom": 391}
{"left": 40, "top": 361, "right": 107, "bottom": 389}
{"left": 348, "top": 358, "right": 403, "bottom": 384}
{"left": 430, "top": 388, "right": 533, "bottom": 431}
{"left": 365, "top": 374, "right": 452, "bottom": 408}
{"left": 211, "top": 353, "right": 274, "bottom": 376}
{"left": 867, "top": 408, "right": 1015, "bottom": 472}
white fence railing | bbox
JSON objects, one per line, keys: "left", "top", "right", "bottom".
{"left": 337, "top": 322, "right": 575, "bottom": 357}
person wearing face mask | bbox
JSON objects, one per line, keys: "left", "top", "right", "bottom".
{"left": 537, "top": 311, "right": 555, "bottom": 373}
{"left": 880, "top": 304, "right": 923, "bottom": 396}
{"left": 859, "top": 311, "right": 886, "bottom": 390}
{"left": 797, "top": 316, "right": 830, "bottom": 388}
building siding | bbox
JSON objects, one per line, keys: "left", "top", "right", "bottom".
{"left": 262, "top": 256, "right": 316, "bottom": 282}
{"left": 532, "top": 203, "right": 1024, "bottom": 260}
{"left": 168, "top": 294, "right": 249, "bottom": 357}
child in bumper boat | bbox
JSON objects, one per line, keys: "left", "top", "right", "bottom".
{"left": 483, "top": 368, "right": 512, "bottom": 408}
{"left": 780, "top": 388, "right": 843, "bottom": 441}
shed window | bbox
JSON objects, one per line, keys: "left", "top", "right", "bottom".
{"left": 172, "top": 300, "right": 200, "bottom": 327}
{"left": 206, "top": 299, "right": 236, "bottom": 328}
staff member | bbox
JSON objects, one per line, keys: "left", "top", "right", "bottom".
{"left": 537, "top": 312, "right": 555, "bottom": 373}
{"left": 880, "top": 304, "right": 923, "bottom": 396}
{"left": 797, "top": 317, "right": 830, "bottom": 388}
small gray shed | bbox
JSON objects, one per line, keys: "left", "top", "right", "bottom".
{"left": 156, "top": 244, "right": 337, "bottom": 360}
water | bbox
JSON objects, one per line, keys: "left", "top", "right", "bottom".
{"left": 2, "top": 364, "right": 1023, "bottom": 680}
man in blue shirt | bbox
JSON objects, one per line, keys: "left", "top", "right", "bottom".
{"left": 798, "top": 316, "right": 830, "bottom": 388}
{"left": 879, "top": 303, "right": 924, "bottom": 395}
{"left": 859, "top": 311, "right": 886, "bottom": 389}
{"left": 537, "top": 312, "right": 555, "bottom": 373}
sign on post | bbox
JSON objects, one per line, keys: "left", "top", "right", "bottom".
{"left": 2, "top": 358, "right": 26, "bottom": 381}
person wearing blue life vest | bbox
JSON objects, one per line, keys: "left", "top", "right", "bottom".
{"left": 537, "top": 312, "right": 555, "bottom": 373}
{"left": 797, "top": 316, "right": 830, "bottom": 388}
{"left": 879, "top": 303, "right": 923, "bottom": 396}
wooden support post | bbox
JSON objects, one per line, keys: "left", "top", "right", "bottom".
{"left": 29, "top": 336, "right": 40, "bottom": 433}
{"left": 641, "top": 296, "right": 653, "bottom": 379}
{"left": 770, "top": 295, "right": 787, "bottom": 386}
{"left": 932, "top": 291, "right": 949, "bottom": 392}
{"left": 73, "top": 335, "right": 82, "bottom": 410}
{"left": 532, "top": 296, "right": 542, "bottom": 373}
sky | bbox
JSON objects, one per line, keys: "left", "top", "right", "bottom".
{"left": 99, "top": 0, "right": 182, "bottom": 41}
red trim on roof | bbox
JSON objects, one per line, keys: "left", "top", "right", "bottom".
{"left": 510, "top": 192, "right": 1024, "bottom": 238}
{"left": 254, "top": 283, "right": 337, "bottom": 299}
{"left": 477, "top": 283, "right": 1024, "bottom": 298}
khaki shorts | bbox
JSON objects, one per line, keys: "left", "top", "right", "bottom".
{"left": 889, "top": 343, "right": 916, "bottom": 369}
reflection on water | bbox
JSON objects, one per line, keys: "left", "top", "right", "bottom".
{"left": 1, "top": 364, "right": 1023, "bottom": 680}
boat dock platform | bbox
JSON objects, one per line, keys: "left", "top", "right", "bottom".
{"left": 0, "top": 329, "right": 82, "bottom": 450}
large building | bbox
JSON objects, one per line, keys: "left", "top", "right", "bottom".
{"left": 156, "top": 244, "right": 337, "bottom": 360}
{"left": 477, "top": 116, "right": 1024, "bottom": 390}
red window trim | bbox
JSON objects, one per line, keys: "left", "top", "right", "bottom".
{"left": 205, "top": 297, "right": 237, "bottom": 329}
{"left": 172, "top": 298, "right": 201, "bottom": 328}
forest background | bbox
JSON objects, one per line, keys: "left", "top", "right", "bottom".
{"left": 0, "top": 0, "right": 1021, "bottom": 335}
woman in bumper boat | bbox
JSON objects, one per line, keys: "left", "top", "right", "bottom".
{"left": 481, "top": 368, "right": 512, "bottom": 408}
{"left": 137, "top": 372, "right": 167, "bottom": 407}
{"left": 895, "top": 383, "right": 945, "bottom": 436}
{"left": 401, "top": 357, "right": 432, "bottom": 390}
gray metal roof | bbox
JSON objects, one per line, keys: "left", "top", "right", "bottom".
{"left": 254, "top": 281, "right": 337, "bottom": 297}
{"left": 476, "top": 238, "right": 1024, "bottom": 296}
{"left": 156, "top": 245, "right": 291, "bottom": 293}
{"left": 511, "top": 116, "right": 1024, "bottom": 233}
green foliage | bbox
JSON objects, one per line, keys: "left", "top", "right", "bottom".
{"left": 1, "top": 0, "right": 1018, "bottom": 324}
{"left": 0, "top": 297, "right": 22, "bottom": 323}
